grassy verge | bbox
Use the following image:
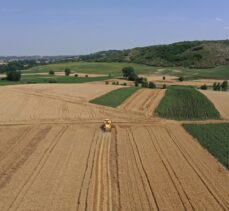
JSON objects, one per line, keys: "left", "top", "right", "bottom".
{"left": 0, "top": 75, "right": 109, "bottom": 86}
{"left": 90, "top": 87, "right": 139, "bottom": 107}
{"left": 183, "top": 123, "right": 229, "bottom": 168}
{"left": 156, "top": 86, "right": 220, "bottom": 120}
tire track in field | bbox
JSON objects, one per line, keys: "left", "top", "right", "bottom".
{"left": 0, "top": 127, "right": 32, "bottom": 162}
{"left": 84, "top": 132, "right": 100, "bottom": 211}
{"left": 42, "top": 128, "right": 80, "bottom": 211}
{"left": 93, "top": 132, "right": 112, "bottom": 211}
{"left": 110, "top": 127, "right": 121, "bottom": 211}
{"left": 7, "top": 126, "right": 68, "bottom": 211}
{"left": 119, "top": 89, "right": 144, "bottom": 109}
{"left": 0, "top": 127, "right": 51, "bottom": 191}
{"left": 127, "top": 129, "right": 159, "bottom": 211}
{"left": 169, "top": 125, "right": 229, "bottom": 208}
{"left": 145, "top": 127, "right": 194, "bottom": 211}
{"left": 76, "top": 129, "right": 97, "bottom": 211}
{"left": 119, "top": 89, "right": 165, "bottom": 116}
{"left": 122, "top": 129, "right": 152, "bottom": 210}
{"left": 165, "top": 127, "right": 228, "bottom": 211}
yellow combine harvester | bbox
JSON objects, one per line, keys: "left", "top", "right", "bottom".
{"left": 102, "top": 119, "right": 112, "bottom": 132}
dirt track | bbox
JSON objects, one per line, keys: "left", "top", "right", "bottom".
{"left": 0, "top": 84, "right": 228, "bottom": 211}
{"left": 201, "top": 90, "right": 229, "bottom": 120}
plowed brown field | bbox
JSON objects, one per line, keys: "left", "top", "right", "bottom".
{"left": 201, "top": 90, "right": 229, "bottom": 120}
{"left": 0, "top": 84, "right": 228, "bottom": 211}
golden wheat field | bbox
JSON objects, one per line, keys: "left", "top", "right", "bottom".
{"left": 0, "top": 83, "right": 228, "bottom": 211}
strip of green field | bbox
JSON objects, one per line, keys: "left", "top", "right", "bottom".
{"left": 156, "top": 86, "right": 220, "bottom": 120}
{"left": 0, "top": 75, "right": 109, "bottom": 86}
{"left": 183, "top": 123, "right": 229, "bottom": 168}
{"left": 23, "top": 62, "right": 229, "bottom": 80}
{"left": 90, "top": 87, "right": 139, "bottom": 108}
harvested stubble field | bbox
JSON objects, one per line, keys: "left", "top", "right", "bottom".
{"left": 201, "top": 90, "right": 229, "bottom": 120}
{"left": 0, "top": 83, "right": 228, "bottom": 211}
{"left": 119, "top": 89, "right": 165, "bottom": 116}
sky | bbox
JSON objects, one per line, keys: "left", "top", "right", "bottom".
{"left": 0, "top": 0, "right": 229, "bottom": 56}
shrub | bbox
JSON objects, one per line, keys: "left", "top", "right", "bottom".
{"left": 200, "top": 84, "right": 208, "bottom": 90}
{"left": 105, "top": 81, "right": 109, "bottom": 85}
{"left": 48, "top": 78, "right": 57, "bottom": 83}
{"left": 149, "top": 82, "right": 156, "bottom": 89}
{"left": 85, "top": 75, "right": 88, "bottom": 78}
{"left": 64, "top": 68, "right": 71, "bottom": 76}
{"left": 112, "top": 81, "right": 116, "bottom": 85}
{"left": 123, "top": 82, "right": 127, "bottom": 86}
{"left": 6, "top": 70, "right": 21, "bottom": 81}
{"left": 49, "top": 70, "right": 55, "bottom": 75}
{"left": 116, "top": 81, "right": 119, "bottom": 85}
{"left": 163, "top": 76, "right": 166, "bottom": 80}
{"left": 178, "top": 76, "right": 184, "bottom": 82}
{"left": 162, "top": 84, "right": 167, "bottom": 89}
{"left": 74, "top": 74, "right": 78, "bottom": 77}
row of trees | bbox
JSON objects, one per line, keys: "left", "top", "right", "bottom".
{"left": 122, "top": 66, "right": 158, "bottom": 89}
{"left": 200, "top": 81, "right": 228, "bottom": 91}
{"left": 213, "top": 81, "right": 228, "bottom": 91}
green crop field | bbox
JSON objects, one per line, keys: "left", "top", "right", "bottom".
{"left": 156, "top": 86, "right": 220, "bottom": 120}
{"left": 183, "top": 123, "right": 229, "bottom": 168}
{"left": 23, "top": 61, "right": 229, "bottom": 80}
{"left": 23, "top": 62, "right": 157, "bottom": 76}
{"left": 90, "top": 87, "right": 139, "bottom": 107}
{"left": 0, "top": 74, "right": 109, "bottom": 86}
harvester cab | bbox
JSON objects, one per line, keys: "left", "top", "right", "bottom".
{"left": 102, "top": 119, "right": 112, "bottom": 132}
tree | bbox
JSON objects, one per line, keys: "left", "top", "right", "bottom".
{"left": 178, "top": 76, "right": 184, "bottom": 82}
{"left": 142, "top": 81, "right": 149, "bottom": 88}
{"left": 221, "top": 81, "right": 228, "bottom": 91}
{"left": 6, "top": 70, "right": 21, "bottom": 81}
{"left": 122, "top": 66, "right": 135, "bottom": 79}
{"left": 163, "top": 76, "right": 166, "bottom": 80}
{"left": 49, "top": 70, "right": 55, "bottom": 75}
{"left": 162, "top": 84, "right": 167, "bottom": 89}
{"left": 135, "top": 81, "right": 139, "bottom": 87}
{"left": 64, "top": 68, "right": 71, "bottom": 76}
{"left": 149, "top": 82, "right": 156, "bottom": 89}
{"left": 128, "top": 72, "right": 138, "bottom": 81}
{"left": 216, "top": 83, "right": 221, "bottom": 91}
{"left": 200, "top": 84, "right": 208, "bottom": 90}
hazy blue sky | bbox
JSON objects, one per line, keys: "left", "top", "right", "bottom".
{"left": 0, "top": 0, "right": 229, "bottom": 56}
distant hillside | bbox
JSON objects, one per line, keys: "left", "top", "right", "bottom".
{"left": 80, "top": 40, "right": 229, "bottom": 68}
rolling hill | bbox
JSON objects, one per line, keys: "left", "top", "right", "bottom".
{"left": 80, "top": 40, "right": 229, "bottom": 68}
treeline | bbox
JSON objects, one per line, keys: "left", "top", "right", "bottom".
{"left": 0, "top": 60, "right": 41, "bottom": 73}
{"left": 200, "top": 81, "right": 228, "bottom": 91}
